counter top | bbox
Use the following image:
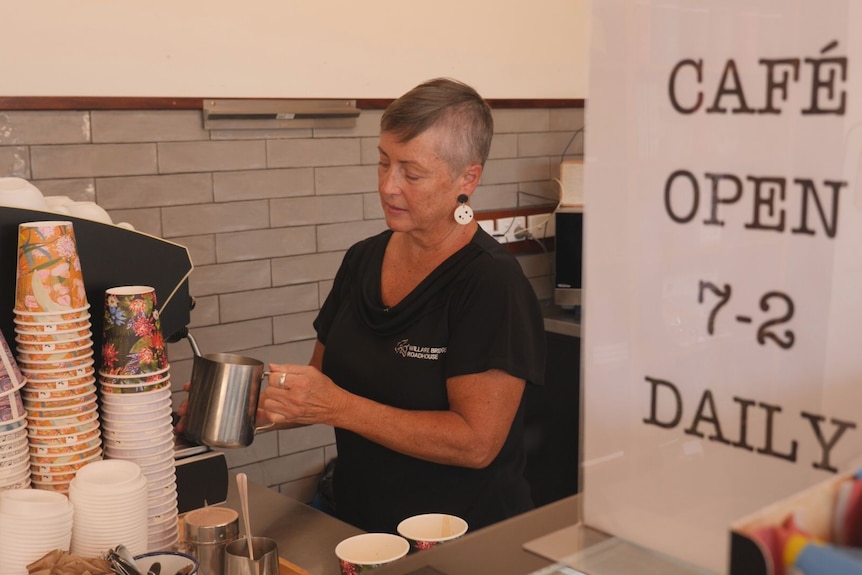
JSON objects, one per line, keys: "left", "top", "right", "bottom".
{"left": 372, "top": 496, "right": 592, "bottom": 575}
{"left": 221, "top": 478, "right": 582, "bottom": 575}
{"left": 222, "top": 478, "right": 708, "bottom": 575}
{"left": 541, "top": 301, "right": 581, "bottom": 338}
{"left": 222, "top": 478, "right": 363, "bottom": 575}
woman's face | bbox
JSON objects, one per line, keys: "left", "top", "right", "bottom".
{"left": 377, "top": 127, "right": 478, "bottom": 239}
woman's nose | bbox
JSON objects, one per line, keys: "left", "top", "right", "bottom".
{"left": 378, "top": 167, "right": 399, "bottom": 195}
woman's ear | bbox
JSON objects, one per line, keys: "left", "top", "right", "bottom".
{"left": 461, "top": 164, "right": 483, "bottom": 192}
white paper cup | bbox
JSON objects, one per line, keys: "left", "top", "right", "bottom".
{"left": 103, "top": 436, "right": 174, "bottom": 458}
{"left": 396, "top": 513, "right": 469, "bottom": 551}
{"left": 0, "top": 413, "right": 28, "bottom": 434}
{"left": 334, "top": 533, "right": 410, "bottom": 574}
{"left": 99, "top": 394, "right": 172, "bottom": 412}
{"left": 0, "top": 486, "right": 71, "bottom": 517}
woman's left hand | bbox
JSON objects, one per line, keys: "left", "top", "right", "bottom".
{"left": 261, "top": 363, "right": 348, "bottom": 426}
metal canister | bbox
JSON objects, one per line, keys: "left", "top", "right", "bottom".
{"left": 183, "top": 507, "right": 240, "bottom": 575}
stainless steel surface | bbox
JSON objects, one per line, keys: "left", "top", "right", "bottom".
{"left": 203, "top": 99, "right": 360, "bottom": 130}
{"left": 173, "top": 434, "right": 210, "bottom": 459}
{"left": 108, "top": 545, "right": 143, "bottom": 575}
{"left": 183, "top": 352, "right": 271, "bottom": 448}
{"left": 184, "top": 506, "right": 239, "bottom": 575}
{"left": 227, "top": 478, "right": 709, "bottom": 575}
{"left": 548, "top": 536, "right": 714, "bottom": 575}
{"left": 542, "top": 300, "right": 581, "bottom": 338}
{"left": 553, "top": 288, "right": 582, "bottom": 308}
{"left": 373, "top": 496, "right": 586, "bottom": 575}
{"left": 225, "top": 537, "right": 279, "bottom": 575}
{"left": 222, "top": 476, "right": 364, "bottom": 575}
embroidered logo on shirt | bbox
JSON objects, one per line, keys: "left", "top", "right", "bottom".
{"left": 395, "top": 339, "right": 447, "bottom": 360}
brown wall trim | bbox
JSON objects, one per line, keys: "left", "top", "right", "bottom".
{"left": 0, "top": 97, "right": 204, "bottom": 110}
{"left": 0, "top": 97, "right": 584, "bottom": 111}
{"left": 359, "top": 98, "right": 584, "bottom": 110}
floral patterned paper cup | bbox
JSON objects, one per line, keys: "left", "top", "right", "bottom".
{"left": 98, "top": 369, "right": 170, "bottom": 383}
{"left": 20, "top": 362, "right": 94, "bottom": 382}
{"left": 0, "top": 333, "right": 26, "bottom": 423}
{"left": 17, "top": 350, "right": 94, "bottom": 372}
{"left": 101, "top": 286, "right": 168, "bottom": 376}
{"left": 15, "top": 221, "right": 88, "bottom": 314}
{"left": 334, "top": 533, "right": 410, "bottom": 574}
{"left": 396, "top": 513, "right": 469, "bottom": 552}
{"left": 15, "top": 333, "right": 92, "bottom": 351}
{"left": 0, "top": 426, "right": 27, "bottom": 448}
{"left": 30, "top": 435, "right": 102, "bottom": 456}
{"left": 0, "top": 386, "right": 27, "bottom": 423}
{"left": 99, "top": 375, "right": 171, "bottom": 395}
{"left": 13, "top": 315, "right": 91, "bottom": 335}
{"left": 0, "top": 458, "right": 29, "bottom": 480}
{"left": 0, "top": 413, "right": 27, "bottom": 434}
{"left": 25, "top": 397, "right": 97, "bottom": 419}
{"left": 27, "top": 422, "right": 101, "bottom": 445}
{"left": 17, "top": 343, "right": 94, "bottom": 364}
{"left": 21, "top": 375, "right": 96, "bottom": 396}
{"left": 0, "top": 329, "right": 25, "bottom": 388}
{"left": 27, "top": 408, "right": 99, "bottom": 432}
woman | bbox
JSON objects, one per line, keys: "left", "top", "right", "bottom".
{"left": 260, "top": 78, "right": 546, "bottom": 533}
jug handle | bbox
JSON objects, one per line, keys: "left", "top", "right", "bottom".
{"left": 255, "top": 371, "right": 278, "bottom": 434}
{"left": 186, "top": 330, "right": 202, "bottom": 357}
{"left": 167, "top": 326, "right": 203, "bottom": 357}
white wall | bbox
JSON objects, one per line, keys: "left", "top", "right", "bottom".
{"left": 1, "top": 0, "right": 588, "bottom": 99}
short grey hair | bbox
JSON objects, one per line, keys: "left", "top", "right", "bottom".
{"left": 380, "top": 78, "right": 494, "bottom": 173}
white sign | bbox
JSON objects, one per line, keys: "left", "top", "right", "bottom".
{"left": 582, "top": 1, "right": 862, "bottom": 572}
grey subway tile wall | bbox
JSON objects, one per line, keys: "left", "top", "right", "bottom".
{"left": 0, "top": 105, "right": 583, "bottom": 502}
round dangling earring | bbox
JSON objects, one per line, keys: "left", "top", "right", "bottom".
{"left": 454, "top": 194, "right": 474, "bottom": 225}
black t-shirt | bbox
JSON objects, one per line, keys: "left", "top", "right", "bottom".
{"left": 314, "top": 227, "right": 545, "bottom": 533}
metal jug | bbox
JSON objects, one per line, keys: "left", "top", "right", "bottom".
{"left": 182, "top": 333, "right": 274, "bottom": 448}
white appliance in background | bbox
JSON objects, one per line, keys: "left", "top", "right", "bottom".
{"left": 559, "top": 159, "right": 584, "bottom": 206}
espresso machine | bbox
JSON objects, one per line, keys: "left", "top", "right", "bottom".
{"left": 0, "top": 207, "right": 228, "bottom": 511}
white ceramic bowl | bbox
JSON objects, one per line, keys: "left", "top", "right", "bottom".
{"left": 66, "top": 201, "right": 113, "bottom": 224}
{"left": 0, "top": 177, "right": 47, "bottom": 210}
{"left": 134, "top": 551, "right": 198, "bottom": 575}
{"left": 44, "top": 195, "right": 74, "bottom": 211}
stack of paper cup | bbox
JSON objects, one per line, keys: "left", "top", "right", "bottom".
{"left": 0, "top": 331, "right": 29, "bottom": 492}
{"left": 68, "top": 459, "right": 148, "bottom": 557}
{"left": 14, "top": 221, "right": 88, "bottom": 317}
{"left": 0, "top": 488, "right": 73, "bottom": 575}
{"left": 99, "top": 286, "right": 178, "bottom": 551}
{"left": 12, "top": 221, "right": 101, "bottom": 494}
